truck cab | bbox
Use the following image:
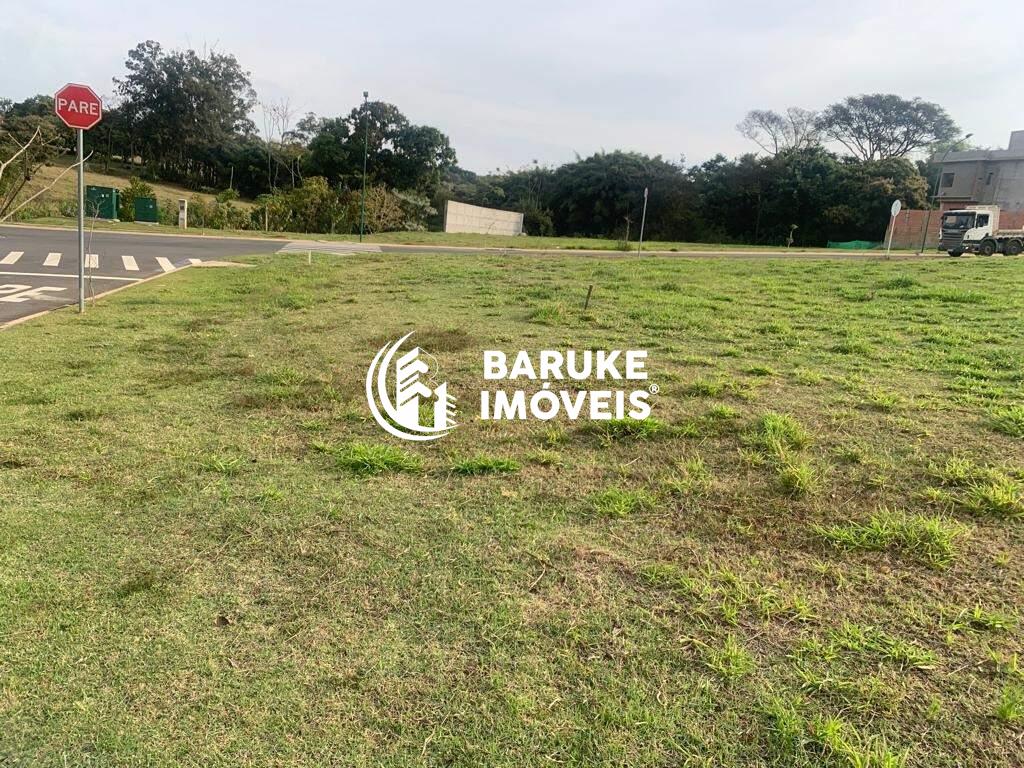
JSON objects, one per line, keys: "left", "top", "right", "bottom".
{"left": 939, "top": 207, "right": 994, "bottom": 256}
{"left": 938, "top": 205, "right": 1023, "bottom": 257}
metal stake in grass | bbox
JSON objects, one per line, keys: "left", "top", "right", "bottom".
{"left": 637, "top": 187, "right": 649, "bottom": 256}
{"left": 584, "top": 284, "right": 594, "bottom": 310}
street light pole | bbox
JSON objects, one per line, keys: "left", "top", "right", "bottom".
{"left": 919, "top": 132, "right": 973, "bottom": 255}
{"left": 359, "top": 91, "right": 369, "bottom": 243}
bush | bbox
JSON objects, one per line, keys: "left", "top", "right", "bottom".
{"left": 253, "top": 191, "right": 292, "bottom": 231}
{"left": 362, "top": 185, "right": 405, "bottom": 234}
{"left": 157, "top": 198, "right": 178, "bottom": 226}
{"left": 287, "top": 176, "right": 344, "bottom": 233}
{"left": 523, "top": 204, "right": 554, "bottom": 236}
{"left": 11, "top": 200, "right": 59, "bottom": 220}
{"left": 205, "top": 199, "right": 250, "bottom": 231}
{"left": 118, "top": 177, "right": 155, "bottom": 222}
{"left": 247, "top": 181, "right": 434, "bottom": 235}
{"left": 393, "top": 190, "right": 436, "bottom": 231}
{"left": 187, "top": 196, "right": 210, "bottom": 228}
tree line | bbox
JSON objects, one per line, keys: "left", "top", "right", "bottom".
{"left": 1, "top": 40, "right": 964, "bottom": 244}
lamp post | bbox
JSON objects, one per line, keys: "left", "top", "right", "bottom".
{"left": 919, "top": 132, "right": 973, "bottom": 254}
{"left": 359, "top": 90, "right": 369, "bottom": 242}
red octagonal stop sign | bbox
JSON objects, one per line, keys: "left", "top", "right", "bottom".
{"left": 54, "top": 83, "right": 102, "bottom": 130}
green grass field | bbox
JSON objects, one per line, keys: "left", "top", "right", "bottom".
{"left": 1, "top": 252, "right": 1022, "bottom": 766}
{"left": 362, "top": 230, "right": 862, "bottom": 252}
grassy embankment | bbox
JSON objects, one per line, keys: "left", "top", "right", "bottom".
{"left": 1, "top": 252, "right": 1021, "bottom": 765}
{"left": 17, "top": 158, "right": 250, "bottom": 214}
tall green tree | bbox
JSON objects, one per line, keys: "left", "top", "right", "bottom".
{"left": 689, "top": 153, "right": 767, "bottom": 243}
{"left": 303, "top": 101, "right": 455, "bottom": 194}
{"left": 828, "top": 157, "right": 928, "bottom": 239}
{"left": 303, "top": 117, "right": 353, "bottom": 185}
{"left": 689, "top": 148, "right": 929, "bottom": 246}
{"left": 114, "top": 41, "right": 257, "bottom": 186}
{"left": 548, "top": 151, "right": 697, "bottom": 239}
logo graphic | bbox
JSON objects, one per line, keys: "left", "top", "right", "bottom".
{"left": 366, "top": 332, "right": 457, "bottom": 441}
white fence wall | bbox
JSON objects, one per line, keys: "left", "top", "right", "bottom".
{"left": 444, "top": 200, "right": 524, "bottom": 236}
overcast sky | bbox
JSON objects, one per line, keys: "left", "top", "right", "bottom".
{"left": 4, "top": 0, "right": 1023, "bottom": 172}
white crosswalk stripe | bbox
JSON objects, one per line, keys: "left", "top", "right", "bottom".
{"left": 277, "top": 241, "right": 379, "bottom": 256}
{"left": 0, "top": 250, "right": 207, "bottom": 276}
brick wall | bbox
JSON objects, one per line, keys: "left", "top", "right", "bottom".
{"left": 885, "top": 206, "right": 1024, "bottom": 249}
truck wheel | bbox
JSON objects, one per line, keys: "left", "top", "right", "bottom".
{"left": 1006, "top": 240, "right": 1023, "bottom": 256}
{"left": 950, "top": 251, "right": 963, "bottom": 258}
{"left": 980, "top": 240, "right": 997, "bottom": 256}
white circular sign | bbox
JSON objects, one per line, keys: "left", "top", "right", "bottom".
{"left": 891, "top": 199, "right": 902, "bottom": 217}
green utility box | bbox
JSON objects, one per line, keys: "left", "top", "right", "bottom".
{"left": 85, "top": 185, "right": 120, "bottom": 220}
{"left": 134, "top": 196, "right": 159, "bottom": 223}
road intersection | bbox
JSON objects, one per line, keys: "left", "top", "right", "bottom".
{"left": 0, "top": 225, "right": 286, "bottom": 325}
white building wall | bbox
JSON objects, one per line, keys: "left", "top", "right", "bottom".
{"left": 444, "top": 200, "right": 524, "bottom": 236}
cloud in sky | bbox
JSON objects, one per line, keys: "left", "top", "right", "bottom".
{"left": 3, "top": 0, "right": 1022, "bottom": 172}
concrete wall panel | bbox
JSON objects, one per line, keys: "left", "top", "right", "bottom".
{"left": 444, "top": 201, "right": 524, "bottom": 236}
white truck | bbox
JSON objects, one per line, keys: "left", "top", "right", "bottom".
{"left": 938, "top": 205, "right": 1024, "bottom": 257}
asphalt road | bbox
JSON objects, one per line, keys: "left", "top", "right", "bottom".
{"left": 0, "top": 225, "right": 283, "bottom": 325}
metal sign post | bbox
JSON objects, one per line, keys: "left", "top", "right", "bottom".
{"left": 77, "top": 129, "right": 84, "bottom": 311}
{"left": 54, "top": 83, "right": 102, "bottom": 313}
{"left": 886, "top": 199, "right": 902, "bottom": 260}
{"left": 637, "top": 187, "right": 649, "bottom": 256}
